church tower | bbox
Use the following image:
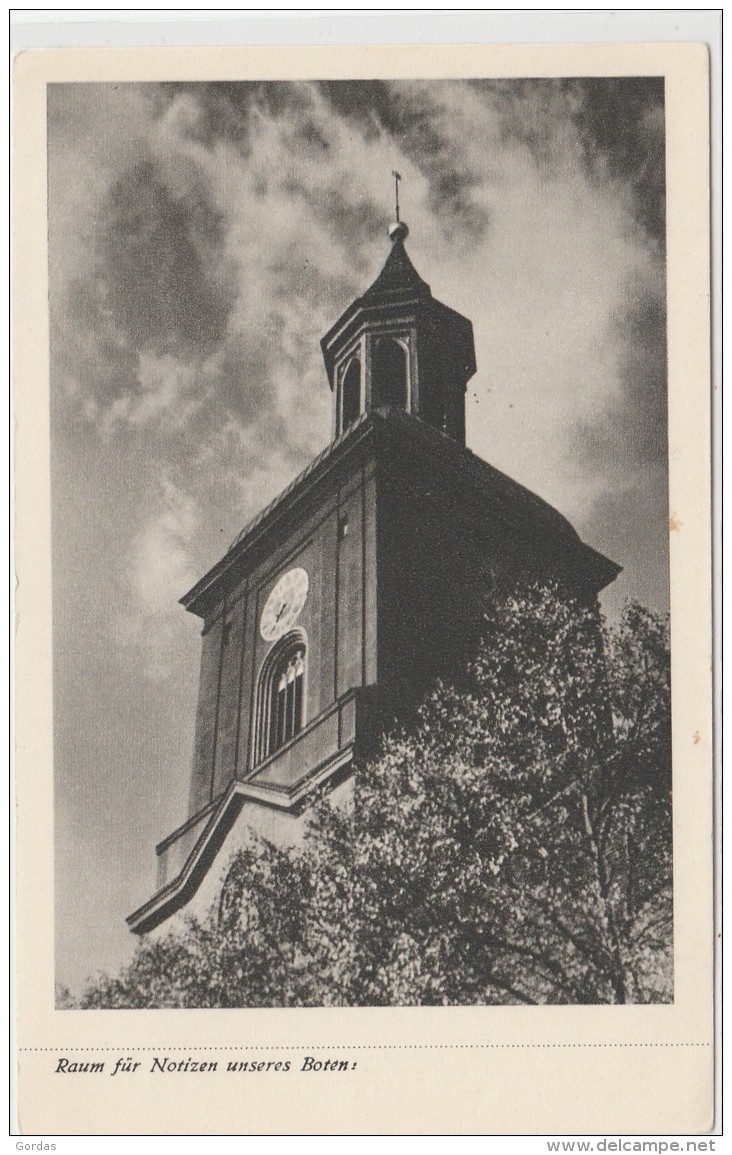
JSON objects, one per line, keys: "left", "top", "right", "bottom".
{"left": 128, "top": 212, "right": 620, "bottom": 935}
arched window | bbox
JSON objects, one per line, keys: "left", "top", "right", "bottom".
{"left": 372, "top": 338, "right": 408, "bottom": 410}
{"left": 254, "top": 629, "right": 307, "bottom": 765}
{"left": 340, "top": 358, "right": 361, "bottom": 432}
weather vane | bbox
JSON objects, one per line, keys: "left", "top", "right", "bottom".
{"left": 392, "top": 170, "right": 402, "bottom": 222}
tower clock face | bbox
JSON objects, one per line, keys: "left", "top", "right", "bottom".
{"left": 260, "top": 567, "right": 309, "bottom": 641}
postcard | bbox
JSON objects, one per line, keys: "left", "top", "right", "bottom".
{"left": 13, "top": 40, "right": 713, "bottom": 1135}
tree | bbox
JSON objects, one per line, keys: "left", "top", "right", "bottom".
{"left": 75, "top": 585, "right": 672, "bottom": 1009}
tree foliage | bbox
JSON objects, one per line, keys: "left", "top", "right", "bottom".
{"left": 76, "top": 586, "right": 672, "bottom": 1008}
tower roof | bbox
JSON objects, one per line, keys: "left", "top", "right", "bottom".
{"left": 361, "top": 229, "right": 431, "bottom": 302}
{"left": 180, "top": 409, "right": 621, "bottom": 619}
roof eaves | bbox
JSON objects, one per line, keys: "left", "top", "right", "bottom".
{"left": 180, "top": 412, "right": 376, "bottom": 615}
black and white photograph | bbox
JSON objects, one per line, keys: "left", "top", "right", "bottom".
{"left": 13, "top": 21, "right": 719, "bottom": 1133}
{"left": 47, "top": 75, "right": 676, "bottom": 1011}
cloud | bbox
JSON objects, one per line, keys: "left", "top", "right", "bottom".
{"left": 97, "top": 157, "right": 234, "bottom": 357}
{"left": 115, "top": 477, "right": 199, "bottom": 681}
{"left": 131, "top": 478, "right": 197, "bottom": 613}
{"left": 574, "top": 272, "right": 668, "bottom": 477}
{"left": 567, "top": 77, "right": 666, "bottom": 247}
{"left": 102, "top": 350, "right": 216, "bottom": 431}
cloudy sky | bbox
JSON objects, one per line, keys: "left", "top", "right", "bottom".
{"left": 48, "top": 78, "right": 668, "bottom": 993}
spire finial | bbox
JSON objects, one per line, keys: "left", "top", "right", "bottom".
{"left": 388, "top": 170, "right": 409, "bottom": 244}
{"left": 392, "top": 170, "right": 402, "bottom": 222}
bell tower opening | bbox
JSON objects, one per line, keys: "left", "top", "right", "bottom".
{"left": 372, "top": 337, "right": 408, "bottom": 411}
{"left": 340, "top": 357, "right": 361, "bottom": 433}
